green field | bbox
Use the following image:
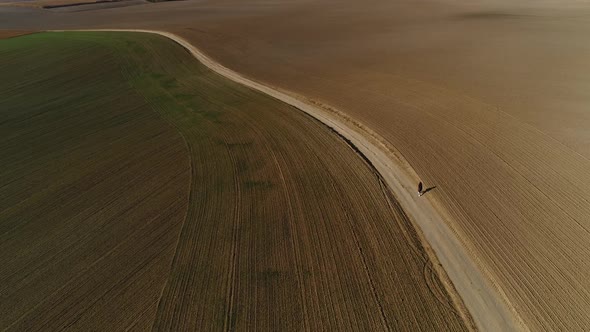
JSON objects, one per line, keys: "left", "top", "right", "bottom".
{"left": 0, "top": 32, "right": 470, "bottom": 330}
{"left": 0, "top": 32, "right": 192, "bottom": 330}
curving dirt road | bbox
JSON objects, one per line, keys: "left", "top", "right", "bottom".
{"left": 1, "top": 31, "right": 473, "bottom": 331}
{"left": 53, "top": 29, "right": 522, "bottom": 331}
{"left": 2, "top": 1, "right": 588, "bottom": 329}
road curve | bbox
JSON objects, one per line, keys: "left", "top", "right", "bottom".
{"left": 48, "top": 29, "right": 524, "bottom": 331}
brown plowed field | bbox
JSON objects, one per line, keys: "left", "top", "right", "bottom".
{"left": 163, "top": 5, "right": 590, "bottom": 330}
{"left": 0, "top": 32, "right": 471, "bottom": 330}
{"left": 2, "top": 0, "right": 589, "bottom": 329}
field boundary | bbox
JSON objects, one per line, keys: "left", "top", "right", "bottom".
{"left": 47, "top": 29, "right": 524, "bottom": 331}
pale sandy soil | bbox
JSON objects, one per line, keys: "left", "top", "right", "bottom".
{"left": 3, "top": 1, "right": 590, "bottom": 330}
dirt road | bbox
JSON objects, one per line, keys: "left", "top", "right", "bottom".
{"left": 57, "top": 29, "right": 521, "bottom": 331}
{"left": 1, "top": 31, "right": 473, "bottom": 331}
{"left": 4, "top": 1, "right": 590, "bottom": 328}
